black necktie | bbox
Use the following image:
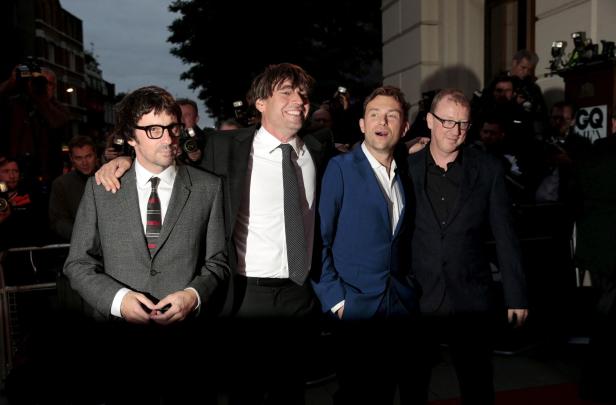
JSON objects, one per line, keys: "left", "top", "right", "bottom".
{"left": 145, "top": 177, "right": 161, "bottom": 255}
{"left": 280, "top": 144, "right": 309, "bottom": 285}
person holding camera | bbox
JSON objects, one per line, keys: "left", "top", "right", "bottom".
{"left": 0, "top": 62, "right": 70, "bottom": 184}
{"left": 0, "top": 156, "right": 50, "bottom": 249}
{"left": 176, "top": 98, "right": 209, "bottom": 166}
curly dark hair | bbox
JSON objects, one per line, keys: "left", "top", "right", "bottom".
{"left": 114, "top": 86, "right": 181, "bottom": 142}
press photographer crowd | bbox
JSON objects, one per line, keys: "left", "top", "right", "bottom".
{"left": 0, "top": 47, "right": 615, "bottom": 405}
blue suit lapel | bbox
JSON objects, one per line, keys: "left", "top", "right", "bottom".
{"left": 353, "top": 146, "right": 393, "bottom": 239}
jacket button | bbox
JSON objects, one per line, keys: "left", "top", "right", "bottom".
{"left": 150, "top": 269, "right": 158, "bottom": 276}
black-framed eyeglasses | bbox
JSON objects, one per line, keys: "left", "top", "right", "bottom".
{"left": 133, "top": 123, "right": 184, "bottom": 139}
{"left": 430, "top": 112, "right": 471, "bottom": 131}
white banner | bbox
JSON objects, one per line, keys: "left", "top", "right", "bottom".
{"left": 574, "top": 104, "right": 607, "bottom": 142}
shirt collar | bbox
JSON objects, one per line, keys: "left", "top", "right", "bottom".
{"left": 427, "top": 147, "right": 464, "bottom": 168}
{"left": 134, "top": 159, "right": 177, "bottom": 188}
{"left": 361, "top": 142, "right": 398, "bottom": 173}
{"left": 256, "top": 126, "right": 304, "bottom": 156}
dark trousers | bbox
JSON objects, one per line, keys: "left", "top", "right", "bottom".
{"left": 334, "top": 290, "right": 423, "bottom": 405}
{"left": 7, "top": 314, "right": 218, "bottom": 405}
{"left": 225, "top": 276, "right": 320, "bottom": 405}
{"left": 408, "top": 313, "right": 496, "bottom": 405}
{"left": 580, "top": 271, "right": 616, "bottom": 403}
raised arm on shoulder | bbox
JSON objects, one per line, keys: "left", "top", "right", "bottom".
{"left": 406, "top": 137, "right": 430, "bottom": 154}
{"left": 95, "top": 156, "right": 133, "bottom": 193}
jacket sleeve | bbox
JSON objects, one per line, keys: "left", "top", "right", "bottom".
{"left": 189, "top": 177, "right": 230, "bottom": 303}
{"left": 63, "top": 178, "right": 126, "bottom": 318}
{"left": 488, "top": 159, "right": 528, "bottom": 308}
{"left": 311, "top": 159, "right": 346, "bottom": 313}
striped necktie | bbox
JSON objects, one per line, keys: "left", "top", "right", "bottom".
{"left": 145, "top": 176, "right": 161, "bottom": 255}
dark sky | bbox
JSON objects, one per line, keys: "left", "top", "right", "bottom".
{"left": 61, "top": 0, "right": 214, "bottom": 127}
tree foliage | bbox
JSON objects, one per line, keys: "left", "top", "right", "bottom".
{"left": 167, "top": 0, "right": 382, "bottom": 121}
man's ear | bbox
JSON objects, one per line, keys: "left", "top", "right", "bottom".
{"left": 127, "top": 138, "right": 136, "bottom": 148}
{"left": 359, "top": 118, "right": 366, "bottom": 134}
{"left": 426, "top": 112, "right": 434, "bottom": 130}
{"left": 255, "top": 98, "right": 265, "bottom": 113}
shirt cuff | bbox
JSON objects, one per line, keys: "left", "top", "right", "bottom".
{"left": 331, "top": 300, "right": 345, "bottom": 314}
{"left": 184, "top": 287, "right": 201, "bottom": 312}
{"left": 111, "top": 288, "right": 131, "bottom": 318}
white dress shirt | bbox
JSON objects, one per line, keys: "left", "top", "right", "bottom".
{"left": 233, "top": 126, "right": 316, "bottom": 279}
{"left": 110, "top": 161, "right": 199, "bottom": 317}
{"left": 331, "top": 143, "right": 404, "bottom": 314}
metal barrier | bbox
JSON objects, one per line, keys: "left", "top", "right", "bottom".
{"left": 0, "top": 244, "right": 70, "bottom": 380}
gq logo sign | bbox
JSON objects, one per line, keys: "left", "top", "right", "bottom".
{"left": 574, "top": 105, "right": 607, "bottom": 142}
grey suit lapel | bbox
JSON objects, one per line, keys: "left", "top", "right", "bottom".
{"left": 152, "top": 165, "right": 191, "bottom": 257}
{"left": 119, "top": 167, "right": 151, "bottom": 261}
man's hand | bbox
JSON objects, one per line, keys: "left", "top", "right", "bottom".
{"left": 336, "top": 305, "right": 344, "bottom": 320}
{"left": 149, "top": 290, "right": 198, "bottom": 326}
{"left": 120, "top": 292, "right": 156, "bottom": 324}
{"left": 95, "top": 156, "right": 132, "bottom": 193}
{"left": 187, "top": 149, "right": 202, "bottom": 162}
{"left": 335, "top": 143, "right": 350, "bottom": 154}
{"left": 103, "top": 147, "right": 120, "bottom": 163}
{"left": 406, "top": 137, "right": 430, "bottom": 154}
{"left": 0, "top": 205, "right": 11, "bottom": 224}
{"left": 508, "top": 308, "right": 528, "bottom": 328}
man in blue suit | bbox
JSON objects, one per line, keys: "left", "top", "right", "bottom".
{"left": 313, "top": 85, "right": 420, "bottom": 404}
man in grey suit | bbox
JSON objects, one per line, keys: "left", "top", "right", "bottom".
{"left": 63, "top": 86, "right": 228, "bottom": 403}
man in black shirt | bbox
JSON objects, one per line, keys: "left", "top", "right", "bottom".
{"left": 406, "top": 89, "right": 528, "bottom": 405}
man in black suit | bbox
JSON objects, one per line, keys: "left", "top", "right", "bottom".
{"left": 200, "top": 63, "right": 334, "bottom": 404}
{"left": 406, "top": 88, "right": 528, "bottom": 405}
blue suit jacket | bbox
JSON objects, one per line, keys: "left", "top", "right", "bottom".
{"left": 312, "top": 145, "right": 417, "bottom": 320}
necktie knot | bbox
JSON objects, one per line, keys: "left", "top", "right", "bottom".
{"left": 150, "top": 176, "right": 160, "bottom": 190}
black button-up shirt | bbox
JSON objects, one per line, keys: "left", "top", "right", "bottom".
{"left": 426, "top": 150, "right": 463, "bottom": 227}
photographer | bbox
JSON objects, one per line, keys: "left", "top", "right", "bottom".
{"left": 0, "top": 61, "right": 70, "bottom": 184}
{"left": 0, "top": 156, "right": 50, "bottom": 249}
{"left": 176, "top": 98, "right": 208, "bottom": 166}
{"left": 323, "top": 86, "right": 363, "bottom": 151}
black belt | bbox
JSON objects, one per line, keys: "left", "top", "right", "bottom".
{"left": 239, "top": 276, "right": 294, "bottom": 287}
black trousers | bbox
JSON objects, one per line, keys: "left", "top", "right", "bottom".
{"left": 580, "top": 271, "right": 616, "bottom": 403}
{"left": 10, "top": 312, "right": 219, "bottom": 405}
{"left": 333, "top": 288, "right": 423, "bottom": 405}
{"left": 407, "top": 313, "right": 497, "bottom": 405}
{"left": 225, "top": 276, "right": 320, "bottom": 405}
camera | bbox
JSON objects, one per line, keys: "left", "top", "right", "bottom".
{"left": 332, "top": 86, "right": 350, "bottom": 110}
{"left": 0, "top": 182, "right": 9, "bottom": 213}
{"left": 15, "top": 59, "right": 48, "bottom": 96}
{"left": 232, "top": 100, "right": 255, "bottom": 127}
{"left": 179, "top": 127, "right": 203, "bottom": 154}
{"left": 111, "top": 134, "right": 130, "bottom": 156}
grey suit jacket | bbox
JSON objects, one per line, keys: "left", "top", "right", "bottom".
{"left": 64, "top": 164, "right": 229, "bottom": 319}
